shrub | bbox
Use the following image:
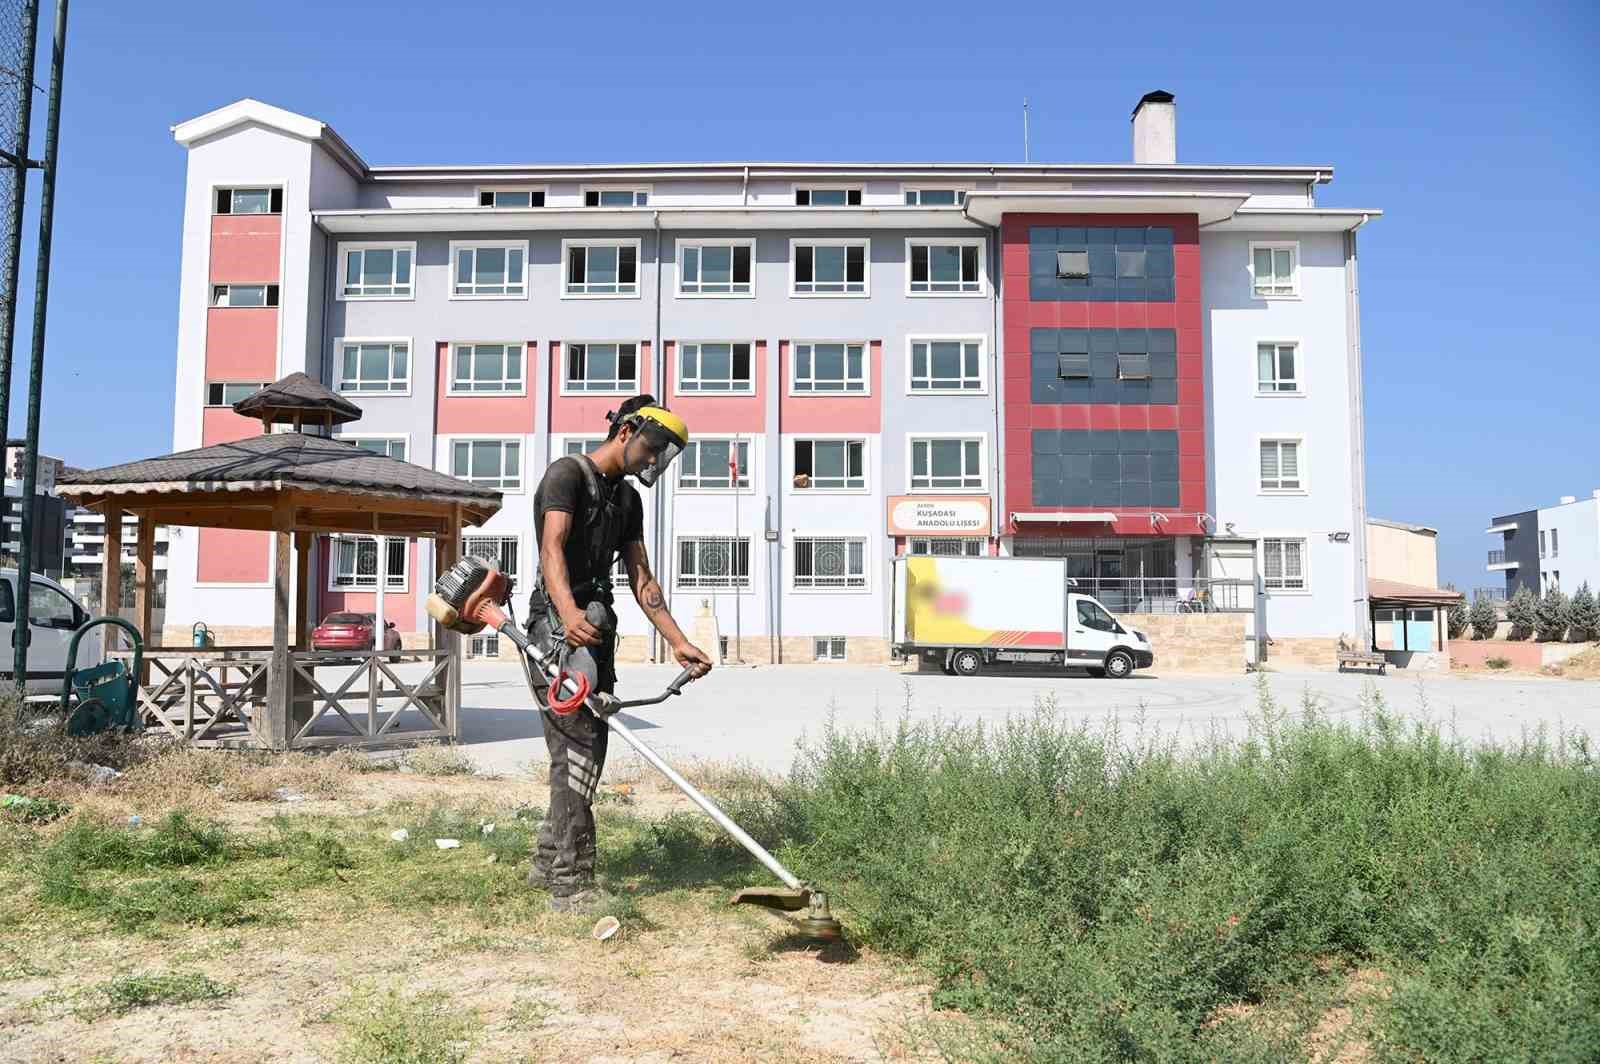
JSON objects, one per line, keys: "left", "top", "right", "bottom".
{"left": 1535, "top": 586, "right": 1571, "bottom": 642}
{"left": 77, "top": 971, "right": 231, "bottom": 1020}
{"left": 1485, "top": 656, "right": 1511, "bottom": 670}
{"left": 1506, "top": 586, "right": 1538, "bottom": 640}
{"left": 0, "top": 691, "right": 161, "bottom": 787}
{"left": 1568, "top": 582, "right": 1600, "bottom": 643}
{"left": 1446, "top": 587, "right": 1469, "bottom": 640}
{"left": 1468, "top": 594, "right": 1499, "bottom": 641}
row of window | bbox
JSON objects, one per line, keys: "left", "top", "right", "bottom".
{"left": 331, "top": 238, "right": 987, "bottom": 302}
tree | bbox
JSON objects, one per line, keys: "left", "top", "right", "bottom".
{"left": 1469, "top": 594, "right": 1500, "bottom": 641}
{"left": 1506, "top": 586, "right": 1538, "bottom": 640}
{"left": 1445, "top": 584, "right": 1469, "bottom": 640}
{"left": 1568, "top": 582, "right": 1600, "bottom": 643}
{"left": 1535, "top": 586, "right": 1570, "bottom": 643}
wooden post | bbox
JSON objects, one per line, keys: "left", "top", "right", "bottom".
{"left": 133, "top": 513, "right": 155, "bottom": 680}
{"left": 101, "top": 506, "right": 123, "bottom": 624}
{"left": 294, "top": 533, "right": 312, "bottom": 650}
{"left": 264, "top": 500, "right": 294, "bottom": 749}
{"left": 443, "top": 507, "right": 462, "bottom": 739}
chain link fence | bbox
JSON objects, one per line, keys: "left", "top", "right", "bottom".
{"left": 0, "top": 0, "right": 35, "bottom": 348}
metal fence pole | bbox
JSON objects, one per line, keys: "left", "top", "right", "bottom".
{"left": 12, "top": 0, "right": 64, "bottom": 683}
{"left": 0, "top": 0, "right": 37, "bottom": 504}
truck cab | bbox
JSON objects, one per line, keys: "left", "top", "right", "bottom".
{"left": 0, "top": 569, "right": 98, "bottom": 693}
{"left": 1063, "top": 591, "right": 1155, "bottom": 678}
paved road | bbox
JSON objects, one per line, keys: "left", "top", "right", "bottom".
{"left": 449, "top": 661, "right": 1600, "bottom": 777}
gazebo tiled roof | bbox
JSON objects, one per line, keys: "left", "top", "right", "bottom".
{"left": 232, "top": 372, "right": 363, "bottom": 428}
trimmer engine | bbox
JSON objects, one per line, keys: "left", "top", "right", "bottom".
{"left": 426, "top": 555, "right": 511, "bottom": 635}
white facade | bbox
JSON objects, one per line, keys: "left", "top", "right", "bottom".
{"left": 1536, "top": 493, "right": 1600, "bottom": 596}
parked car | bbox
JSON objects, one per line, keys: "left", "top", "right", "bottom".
{"left": 311, "top": 612, "right": 402, "bottom": 660}
{"left": 0, "top": 569, "right": 98, "bottom": 693}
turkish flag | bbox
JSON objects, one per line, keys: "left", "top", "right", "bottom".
{"left": 728, "top": 445, "right": 739, "bottom": 479}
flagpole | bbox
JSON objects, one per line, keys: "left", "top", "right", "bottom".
{"left": 731, "top": 436, "right": 743, "bottom": 663}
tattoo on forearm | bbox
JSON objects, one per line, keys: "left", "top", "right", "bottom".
{"left": 643, "top": 583, "right": 665, "bottom": 611}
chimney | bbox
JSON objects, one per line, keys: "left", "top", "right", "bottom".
{"left": 1560, "top": 495, "right": 1577, "bottom": 505}
{"left": 1132, "top": 90, "right": 1176, "bottom": 164}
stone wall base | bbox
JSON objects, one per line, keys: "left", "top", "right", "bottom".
{"left": 1122, "top": 613, "right": 1246, "bottom": 673}
{"left": 1266, "top": 637, "right": 1340, "bottom": 670}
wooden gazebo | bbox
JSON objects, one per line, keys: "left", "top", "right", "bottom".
{"left": 56, "top": 376, "right": 501, "bottom": 750}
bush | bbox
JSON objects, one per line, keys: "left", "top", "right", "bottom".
{"left": 753, "top": 685, "right": 1600, "bottom": 1061}
{"left": 1468, "top": 594, "right": 1499, "bottom": 641}
{"left": 1569, "top": 582, "right": 1600, "bottom": 643}
{"left": 1446, "top": 587, "right": 1469, "bottom": 640}
{"left": 1485, "top": 656, "right": 1511, "bottom": 670}
{"left": 1506, "top": 586, "right": 1538, "bottom": 640}
{"left": 1535, "top": 586, "right": 1570, "bottom": 643}
{"left": 0, "top": 691, "right": 160, "bottom": 787}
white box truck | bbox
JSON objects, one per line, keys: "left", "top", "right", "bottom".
{"left": 891, "top": 556, "right": 1154, "bottom": 679}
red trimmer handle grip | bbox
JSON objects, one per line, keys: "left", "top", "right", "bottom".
{"left": 547, "top": 668, "right": 590, "bottom": 716}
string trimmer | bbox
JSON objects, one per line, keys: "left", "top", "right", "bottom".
{"left": 426, "top": 555, "right": 842, "bottom": 941}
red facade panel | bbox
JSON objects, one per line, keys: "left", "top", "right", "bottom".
{"left": 209, "top": 214, "right": 282, "bottom": 283}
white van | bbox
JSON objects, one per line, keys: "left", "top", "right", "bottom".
{"left": 0, "top": 569, "right": 99, "bottom": 693}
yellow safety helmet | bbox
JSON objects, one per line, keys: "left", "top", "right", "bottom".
{"left": 614, "top": 402, "right": 689, "bottom": 487}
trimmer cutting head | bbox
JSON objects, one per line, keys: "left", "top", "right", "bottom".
{"left": 732, "top": 886, "right": 843, "bottom": 942}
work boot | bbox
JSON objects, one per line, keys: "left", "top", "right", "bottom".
{"left": 548, "top": 885, "right": 614, "bottom": 915}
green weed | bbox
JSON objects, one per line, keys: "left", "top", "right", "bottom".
{"left": 333, "top": 984, "right": 478, "bottom": 1064}
{"left": 75, "top": 970, "right": 231, "bottom": 1019}
{"left": 1486, "top": 656, "right": 1512, "bottom": 670}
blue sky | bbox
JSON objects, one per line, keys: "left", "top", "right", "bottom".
{"left": 9, "top": 0, "right": 1596, "bottom": 590}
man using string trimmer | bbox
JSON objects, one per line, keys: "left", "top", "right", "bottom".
{"left": 527, "top": 395, "right": 712, "bottom": 912}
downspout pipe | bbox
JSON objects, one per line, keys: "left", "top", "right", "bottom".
{"left": 651, "top": 211, "right": 665, "bottom": 662}
{"left": 1344, "top": 214, "right": 1372, "bottom": 648}
{"left": 987, "top": 221, "right": 1002, "bottom": 556}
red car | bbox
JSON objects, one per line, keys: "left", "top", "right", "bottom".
{"left": 311, "top": 612, "right": 402, "bottom": 658}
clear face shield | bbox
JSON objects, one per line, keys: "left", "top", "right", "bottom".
{"left": 623, "top": 420, "right": 684, "bottom": 488}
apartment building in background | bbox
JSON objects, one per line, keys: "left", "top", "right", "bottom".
{"left": 1487, "top": 491, "right": 1600, "bottom": 600}
{"left": 163, "top": 92, "right": 1380, "bottom": 665}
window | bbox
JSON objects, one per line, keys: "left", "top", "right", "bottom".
{"left": 1263, "top": 538, "right": 1307, "bottom": 591}
{"left": 450, "top": 343, "right": 525, "bottom": 394}
{"left": 28, "top": 581, "right": 79, "bottom": 628}
{"left": 677, "top": 536, "right": 751, "bottom": 589}
{"left": 340, "top": 243, "right": 414, "bottom": 300}
{"left": 903, "top": 188, "right": 965, "bottom": 206}
{"left": 907, "top": 239, "right": 983, "bottom": 295}
{"left": 1056, "top": 251, "right": 1090, "bottom": 280}
{"left": 910, "top": 436, "right": 984, "bottom": 492}
{"left": 1076, "top": 599, "right": 1119, "bottom": 633}
{"left": 337, "top": 340, "right": 409, "bottom": 394}
{"left": 793, "top": 439, "right": 865, "bottom": 490}
{"left": 792, "top": 240, "right": 867, "bottom": 295}
{"left": 1551, "top": 529, "right": 1559, "bottom": 557}
{"left": 1250, "top": 242, "right": 1298, "bottom": 298}
{"left": 1540, "top": 531, "right": 1547, "bottom": 558}
{"left": 451, "top": 439, "right": 522, "bottom": 491}
{"left": 583, "top": 187, "right": 649, "bottom": 207}
{"left": 211, "top": 283, "right": 279, "bottom": 308}
{"left": 794, "top": 536, "right": 867, "bottom": 590}
{"left": 677, "top": 342, "right": 753, "bottom": 393}
{"left": 1117, "top": 352, "right": 1152, "bottom": 381}
{"left": 215, "top": 187, "right": 282, "bottom": 215}
{"left": 1259, "top": 440, "right": 1303, "bottom": 492}
{"left": 908, "top": 339, "right": 983, "bottom": 393}
{"left": 463, "top": 535, "right": 519, "bottom": 582}
{"left": 330, "top": 535, "right": 407, "bottom": 592}
{"left": 679, "top": 439, "right": 750, "bottom": 490}
{"left": 451, "top": 242, "right": 527, "bottom": 298}
{"left": 814, "top": 637, "right": 848, "bottom": 660}
{"left": 206, "top": 381, "right": 268, "bottom": 406}
{"left": 564, "top": 240, "right": 640, "bottom": 297}
{"left": 678, "top": 241, "right": 753, "bottom": 296}
{"left": 345, "top": 437, "right": 407, "bottom": 461}
{"left": 795, "top": 186, "right": 861, "bottom": 206}
{"left": 478, "top": 187, "right": 544, "bottom": 208}
{"left": 564, "top": 342, "right": 638, "bottom": 393}
{"left": 1257, "top": 342, "right": 1299, "bottom": 393}
{"left": 909, "top": 538, "right": 984, "bottom": 557}
{"left": 792, "top": 342, "right": 867, "bottom": 393}
{"left": 1032, "top": 226, "right": 1175, "bottom": 303}
{"left": 563, "top": 437, "right": 604, "bottom": 457}
{"left": 1057, "top": 351, "right": 1091, "bottom": 379}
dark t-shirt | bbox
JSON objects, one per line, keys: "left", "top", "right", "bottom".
{"left": 533, "top": 456, "right": 644, "bottom": 593}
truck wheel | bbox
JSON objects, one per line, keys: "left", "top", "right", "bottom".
{"left": 1104, "top": 650, "right": 1135, "bottom": 679}
{"left": 951, "top": 649, "right": 983, "bottom": 677}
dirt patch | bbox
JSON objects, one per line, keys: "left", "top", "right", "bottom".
{"left": 1557, "top": 645, "right": 1600, "bottom": 680}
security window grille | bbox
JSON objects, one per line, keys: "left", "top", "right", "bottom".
{"left": 1252, "top": 244, "right": 1298, "bottom": 297}
{"left": 478, "top": 188, "right": 544, "bottom": 208}
{"left": 794, "top": 439, "right": 865, "bottom": 490}
{"left": 584, "top": 188, "right": 648, "bottom": 206}
{"left": 909, "top": 538, "right": 985, "bottom": 557}
{"left": 563, "top": 437, "right": 604, "bottom": 457}
{"left": 566, "top": 242, "right": 639, "bottom": 296}
{"left": 903, "top": 188, "right": 965, "bottom": 206}
{"left": 1257, "top": 343, "right": 1299, "bottom": 393}
{"left": 1259, "top": 440, "right": 1303, "bottom": 492}
{"left": 679, "top": 439, "right": 750, "bottom": 490}
{"left": 793, "top": 242, "right": 867, "bottom": 294}
{"left": 909, "top": 242, "right": 982, "bottom": 294}
{"left": 349, "top": 437, "right": 407, "bottom": 461}
{"left": 910, "top": 340, "right": 982, "bottom": 391}
{"left": 451, "top": 440, "right": 522, "bottom": 491}
{"left": 451, "top": 343, "right": 524, "bottom": 394}
{"left": 678, "top": 342, "right": 753, "bottom": 392}
{"left": 1057, "top": 351, "right": 1091, "bottom": 379}
{"left": 1056, "top": 250, "right": 1090, "bottom": 280}
{"left": 330, "top": 536, "right": 407, "bottom": 591}
{"left": 792, "top": 342, "right": 866, "bottom": 393}
{"left": 795, "top": 187, "right": 861, "bottom": 206}
{"left": 814, "top": 637, "right": 848, "bottom": 660}
{"left": 463, "top": 535, "right": 519, "bottom": 583}
{"left": 794, "top": 537, "right": 867, "bottom": 590}
{"left": 453, "top": 244, "right": 526, "bottom": 297}
{"left": 677, "top": 536, "right": 751, "bottom": 589}
{"left": 910, "top": 437, "right": 983, "bottom": 491}
{"left": 679, "top": 243, "right": 753, "bottom": 296}
{"left": 342, "top": 245, "right": 413, "bottom": 298}
{"left": 565, "top": 343, "right": 638, "bottom": 392}
{"left": 211, "top": 283, "right": 279, "bottom": 308}
{"left": 215, "top": 187, "right": 282, "bottom": 215}
{"left": 1263, "top": 538, "right": 1307, "bottom": 591}
{"left": 338, "top": 341, "right": 409, "bottom": 394}
{"left": 1117, "top": 352, "right": 1152, "bottom": 380}
{"left": 206, "top": 381, "right": 269, "bottom": 406}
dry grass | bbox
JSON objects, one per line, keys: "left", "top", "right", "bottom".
{"left": 1559, "top": 644, "right": 1600, "bottom": 680}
